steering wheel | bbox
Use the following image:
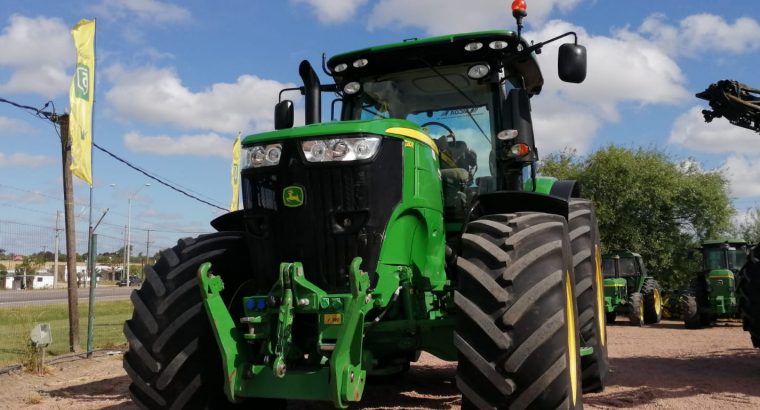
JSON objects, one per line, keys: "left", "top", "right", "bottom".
{"left": 421, "top": 121, "right": 456, "bottom": 142}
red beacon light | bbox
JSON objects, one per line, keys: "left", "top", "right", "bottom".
{"left": 511, "top": 0, "right": 527, "bottom": 37}
{"left": 511, "top": 0, "right": 527, "bottom": 17}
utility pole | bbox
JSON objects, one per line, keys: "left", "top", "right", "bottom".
{"left": 58, "top": 114, "right": 80, "bottom": 352}
{"left": 144, "top": 228, "right": 151, "bottom": 273}
{"left": 54, "top": 211, "right": 60, "bottom": 287}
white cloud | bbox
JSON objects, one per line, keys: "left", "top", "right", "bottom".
{"left": 0, "top": 15, "right": 74, "bottom": 97}
{"left": 105, "top": 65, "right": 295, "bottom": 133}
{"left": 291, "top": 0, "right": 368, "bottom": 24}
{"left": 638, "top": 13, "right": 760, "bottom": 58}
{"left": 531, "top": 94, "right": 602, "bottom": 154}
{"left": 92, "top": 0, "right": 191, "bottom": 23}
{"left": 367, "top": 0, "right": 580, "bottom": 35}
{"left": 532, "top": 20, "right": 689, "bottom": 117}
{"left": 722, "top": 155, "right": 760, "bottom": 198}
{"left": 669, "top": 106, "right": 760, "bottom": 153}
{"left": 0, "top": 152, "right": 54, "bottom": 168}
{"left": 0, "top": 117, "right": 35, "bottom": 136}
{"left": 510, "top": 20, "right": 688, "bottom": 155}
{"left": 123, "top": 131, "right": 234, "bottom": 158}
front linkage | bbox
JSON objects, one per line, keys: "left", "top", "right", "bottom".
{"left": 198, "top": 257, "right": 372, "bottom": 408}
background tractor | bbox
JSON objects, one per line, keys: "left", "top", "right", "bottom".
{"left": 122, "top": 2, "right": 609, "bottom": 408}
{"left": 697, "top": 80, "right": 760, "bottom": 346}
{"left": 602, "top": 251, "right": 662, "bottom": 326}
{"left": 682, "top": 240, "right": 749, "bottom": 329}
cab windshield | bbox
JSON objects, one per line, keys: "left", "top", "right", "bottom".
{"left": 704, "top": 248, "right": 727, "bottom": 271}
{"left": 350, "top": 64, "right": 497, "bottom": 183}
{"left": 602, "top": 259, "right": 616, "bottom": 278}
{"left": 728, "top": 248, "right": 747, "bottom": 271}
{"left": 618, "top": 258, "right": 638, "bottom": 277}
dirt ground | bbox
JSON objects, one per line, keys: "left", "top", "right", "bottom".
{"left": 1, "top": 319, "right": 758, "bottom": 409}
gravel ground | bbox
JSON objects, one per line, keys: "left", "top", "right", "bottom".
{"left": 0, "top": 319, "right": 758, "bottom": 409}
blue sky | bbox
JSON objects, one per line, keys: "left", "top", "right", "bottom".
{"left": 1, "top": 0, "right": 760, "bottom": 255}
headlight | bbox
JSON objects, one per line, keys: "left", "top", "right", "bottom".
{"left": 242, "top": 143, "right": 282, "bottom": 169}
{"left": 301, "top": 137, "right": 381, "bottom": 162}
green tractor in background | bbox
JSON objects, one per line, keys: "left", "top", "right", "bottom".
{"left": 123, "top": 2, "right": 609, "bottom": 408}
{"left": 682, "top": 240, "right": 749, "bottom": 329}
{"left": 602, "top": 251, "right": 662, "bottom": 326}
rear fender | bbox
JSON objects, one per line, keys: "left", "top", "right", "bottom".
{"left": 473, "top": 191, "right": 570, "bottom": 220}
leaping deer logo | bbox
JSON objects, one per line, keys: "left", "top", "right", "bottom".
{"left": 283, "top": 186, "right": 304, "bottom": 207}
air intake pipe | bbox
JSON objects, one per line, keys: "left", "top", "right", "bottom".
{"left": 299, "top": 60, "right": 321, "bottom": 124}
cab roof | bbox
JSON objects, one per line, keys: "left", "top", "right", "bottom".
{"left": 602, "top": 250, "right": 642, "bottom": 259}
{"left": 326, "top": 30, "right": 544, "bottom": 95}
{"left": 702, "top": 239, "right": 748, "bottom": 247}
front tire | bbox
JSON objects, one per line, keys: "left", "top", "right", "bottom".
{"left": 123, "top": 232, "right": 283, "bottom": 409}
{"left": 629, "top": 293, "right": 644, "bottom": 327}
{"left": 682, "top": 293, "right": 701, "bottom": 329}
{"left": 455, "top": 213, "right": 582, "bottom": 409}
{"left": 642, "top": 278, "right": 662, "bottom": 324}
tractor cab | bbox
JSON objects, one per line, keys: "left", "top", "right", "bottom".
{"left": 271, "top": 29, "right": 586, "bottom": 223}
{"left": 702, "top": 240, "right": 748, "bottom": 273}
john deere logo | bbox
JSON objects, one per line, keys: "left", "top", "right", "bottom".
{"left": 74, "top": 64, "right": 90, "bottom": 101}
{"left": 283, "top": 186, "right": 304, "bottom": 207}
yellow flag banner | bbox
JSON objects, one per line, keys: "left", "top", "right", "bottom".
{"left": 69, "top": 19, "right": 96, "bottom": 186}
{"left": 230, "top": 133, "right": 242, "bottom": 211}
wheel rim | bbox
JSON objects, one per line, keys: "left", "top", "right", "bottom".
{"left": 639, "top": 304, "right": 644, "bottom": 322}
{"left": 654, "top": 288, "right": 662, "bottom": 316}
{"left": 594, "top": 245, "right": 606, "bottom": 346}
{"left": 565, "top": 271, "right": 578, "bottom": 405}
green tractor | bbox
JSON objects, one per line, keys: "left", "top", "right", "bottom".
{"left": 682, "top": 240, "right": 749, "bottom": 329}
{"left": 123, "top": 3, "right": 609, "bottom": 408}
{"left": 601, "top": 251, "right": 662, "bottom": 326}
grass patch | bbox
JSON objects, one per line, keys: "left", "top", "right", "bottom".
{"left": 0, "top": 300, "right": 132, "bottom": 367}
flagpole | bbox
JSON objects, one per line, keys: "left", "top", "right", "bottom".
{"left": 85, "top": 18, "right": 97, "bottom": 357}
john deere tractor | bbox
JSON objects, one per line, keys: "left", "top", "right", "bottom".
{"left": 682, "top": 240, "right": 749, "bottom": 329}
{"left": 697, "top": 79, "right": 760, "bottom": 347}
{"left": 601, "top": 251, "right": 662, "bottom": 326}
{"left": 123, "top": 2, "right": 609, "bottom": 408}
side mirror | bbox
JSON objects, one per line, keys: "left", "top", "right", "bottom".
{"left": 274, "top": 100, "right": 294, "bottom": 130}
{"left": 558, "top": 43, "right": 586, "bottom": 83}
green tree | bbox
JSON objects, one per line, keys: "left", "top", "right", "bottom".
{"left": 735, "top": 206, "right": 760, "bottom": 245}
{"left": 542, "top": 146, "right": 734, "bottom": 288}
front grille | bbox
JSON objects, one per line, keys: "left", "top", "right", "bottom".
{"left": 241, "top": 136, "right": 403, "bottom": 293}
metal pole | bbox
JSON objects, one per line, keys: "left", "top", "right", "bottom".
{"left": 85, "top": 208, "right": 108, "bottom": 357}
{"left": 126, "top": 197, "right": 132, "bottom": 278}
{"left": 122, "top": 224, "right": 127, "bottom": 281}
{"left": 86, "top": 232, "right": 97, "bottom": 356}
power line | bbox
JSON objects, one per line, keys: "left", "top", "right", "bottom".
{"left": 1, "top": 95, "right": 228, "bottom": 212}
{"left": 93, "top": 142, "right": 227, "bottom": 211}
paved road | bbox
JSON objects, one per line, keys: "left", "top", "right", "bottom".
{"left": 0, "top": 287, "right": 134, "bottom": 307}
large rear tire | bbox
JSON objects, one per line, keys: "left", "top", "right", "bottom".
{"left": 123, "top": 232, "right": 284, "bottom": 409}
{"left": 455, "top": 213, "right": 582, "bottom": 409}
{"left": 568, "top": 199, "right": 608, "bottom": 393}
{"left": 738, "top": 245, "right": 760, "bottom": 348}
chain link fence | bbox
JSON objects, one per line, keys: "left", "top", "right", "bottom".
{"left": 0, "top": 219, "right": 153, "bottom": 367}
